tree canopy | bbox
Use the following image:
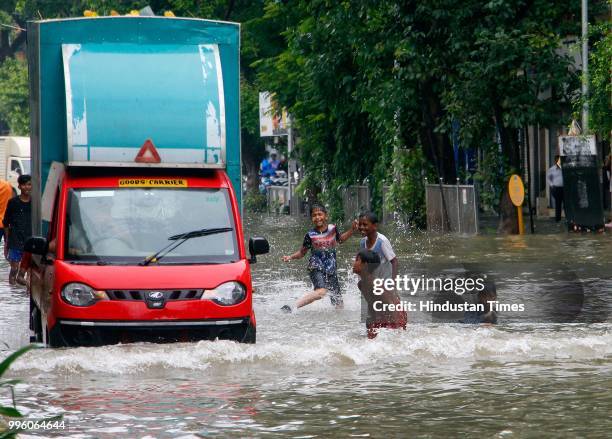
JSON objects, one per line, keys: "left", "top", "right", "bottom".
{"left": 0, "top": 0, "right": 608, "bottom": 223}
{"left": 255, "top": 0, "right": 593, "bottom": 221}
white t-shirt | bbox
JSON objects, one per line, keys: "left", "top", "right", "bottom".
{"left": 359, "top": 232, "right": 396, "bottom": 280}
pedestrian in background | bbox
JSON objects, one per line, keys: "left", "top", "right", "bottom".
{"left": 0, "top": 179, "right": 13, "bottom": 246}
{"left": 547, "top": 155, "right": 564, "bottom": 222}
{"left": 3, "top": 175, "right": 32, "bottom": 285}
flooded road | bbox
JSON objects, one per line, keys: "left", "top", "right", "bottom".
{"left": 1, "top": 214, "right": 611, "bottom": 437}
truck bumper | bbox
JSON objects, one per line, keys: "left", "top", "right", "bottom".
{"left": 49, "top": 317, "right": 256, "bottom": 347}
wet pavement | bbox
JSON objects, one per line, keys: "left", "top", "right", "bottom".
{"left": 0, "top": 214, "right": 610, "bottom": 437}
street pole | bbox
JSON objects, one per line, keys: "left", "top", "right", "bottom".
{"left": 287, "top": 115, "right": 293, "bottom": 211}
{"left": 582, "top": 0, "right": 589, "bottom": 133}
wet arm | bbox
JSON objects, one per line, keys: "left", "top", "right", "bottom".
{"left": 3, "top": 206, "right": 11, "bottom": 255}
{"left": 283, "top": 246, "right": 308, "bottom": 262}
{"left": 390, "top": 257, "right": 398, "bottom": 279}
{"left": 338, "top": 220, "right": 358, "bottom": 243}
{"left": 546, "top": 168, "right": 553, "bottom": 186}
{"left": 2, "top": 228, "right": 8, "bottom": 256}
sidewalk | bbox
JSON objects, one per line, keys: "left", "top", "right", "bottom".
{"left": 479, "top": 212, "right": 611, "bottom": 234}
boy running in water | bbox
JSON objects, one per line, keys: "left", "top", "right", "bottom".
{"left": 281, "top": 204, "right": 357, "bottom": 312}
{"left": 358, "top": 212, "right": 398, "bottom": 280}
{"left": 353, "top": 249, "right": 407, "bottom": 339}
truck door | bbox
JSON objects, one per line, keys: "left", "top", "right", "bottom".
{"left": 29, "top": 188, "right": 59, "bottom": 328}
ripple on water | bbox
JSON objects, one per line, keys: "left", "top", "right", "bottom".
{"left": 8, "top": 324, "right": 611, "bottom": 376}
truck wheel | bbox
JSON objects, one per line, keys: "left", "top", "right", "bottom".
{"left": 241, "top": 321, "right": 256, "bottom": 344}
{"left": 29, "top": 300, "right": 43, "bottom": 343}
{"left": 47, "top": 325, "right": 66, "bottom": 348}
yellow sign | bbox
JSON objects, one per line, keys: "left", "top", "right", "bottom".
{"left": 508, "top": 174, "right": 525, "bottom": 207}
{"left": 118, "top": 178, "right": 188, "bottom": 187}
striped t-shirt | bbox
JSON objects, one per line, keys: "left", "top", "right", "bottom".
{"left": 303, "top": 224, "right": 341, "bottom": 274}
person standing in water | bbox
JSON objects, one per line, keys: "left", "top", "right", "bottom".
{"left": 3, "top": 175, "right": 32, "bottom": 285}
{"left": 353, "top": 249, "right": 407, "bottom": 339}
{"left": 281, "top": 204, "right": 357, "bottom": 313}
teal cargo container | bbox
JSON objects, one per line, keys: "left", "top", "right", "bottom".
{"left": 28, "top": 16, "right": 242, "bottom": 233}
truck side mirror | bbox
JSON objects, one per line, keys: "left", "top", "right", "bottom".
{"left": 248, "top": 237, "right": 269, "bottom": 264}
{"left": 24, "top": 236, "right": 49, "bottom": 255}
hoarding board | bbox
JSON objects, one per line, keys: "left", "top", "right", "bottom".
{"left": 259, "top": 92, "right": 288, "bottom": 136}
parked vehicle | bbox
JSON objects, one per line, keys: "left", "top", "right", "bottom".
{"left": 25, "top": 15, "right": 268, "bottom": 347}
{"left": 259, "top": 170, "right": 288, "bottom": 194}
{"left": 0, "top": 136, "right": 31, "bottom": 193}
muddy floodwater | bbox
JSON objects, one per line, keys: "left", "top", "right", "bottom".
{"left": 1, "top": 214, "right": 611, "bottom": 437}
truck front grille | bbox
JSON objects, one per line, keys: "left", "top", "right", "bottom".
{"left": 106, "top": 289, "right": 204, "bottom": 301}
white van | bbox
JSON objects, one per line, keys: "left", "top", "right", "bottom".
{"left": 0, "top": 136, "right": 31, "bottom": 193}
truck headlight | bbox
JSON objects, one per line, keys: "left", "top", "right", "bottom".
{"left": 201, "top": 281, "right": 246, "bottom": 306}
{"left": 61, "top": 282, "right": 108, "bottom": 307}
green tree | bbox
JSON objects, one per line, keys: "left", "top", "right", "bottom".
{"left": 0, "top": 57, "right": 28, "bottom": 135}
{"left": 587, "top": 18, "right": 612, "bottom": 137}
{"left": 255, "top": 0, "right": 583, "bottom": 222}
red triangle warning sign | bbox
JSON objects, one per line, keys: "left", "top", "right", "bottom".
{"left": 135, "top": 139, "right": 161, "bottom": 163}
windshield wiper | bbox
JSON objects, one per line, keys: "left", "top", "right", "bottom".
{"left": 139, "top": 227, "right": 233, "bottom": 266}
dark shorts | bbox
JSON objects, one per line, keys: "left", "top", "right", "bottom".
{"left": 309, "top": 270, "right": 342, "bottom": 306}
{"left": 7, "top": 248, "right": 24, "bottom": 263}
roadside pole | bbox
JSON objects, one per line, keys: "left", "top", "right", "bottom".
{"left": 509, "top": 175, "right": 526, "bottom": 235}
{"left": 582, "top": 0, "right": 589, "bottom": 133}
{"left": 287, "top": 116, "right": 293, "bottom": 211}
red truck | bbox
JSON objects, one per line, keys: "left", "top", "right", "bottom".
{"left": 25, "top": 16, "right": 268, "bottom": 346}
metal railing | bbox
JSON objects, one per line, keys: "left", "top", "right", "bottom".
{"left": 267, "top": 186, "right": 289, "bottom": 214}
{"left": 425, "top": 183, "right": 479, "bottom": 234}
{"left": 341, "top": 185, "right": 370, "bottom": 220}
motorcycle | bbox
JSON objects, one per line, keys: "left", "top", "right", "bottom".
{"left": 259, "top": 170, "right": 288, "bottom": 194}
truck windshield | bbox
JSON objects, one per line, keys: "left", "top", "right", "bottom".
{"left": 21, "top": 159, "right": 31, "bottom": 175}
{"left": 64, "top": 188, "right": 238, "bottom": 264}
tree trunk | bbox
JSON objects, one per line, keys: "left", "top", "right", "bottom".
{"left": 0, "top": 27, "right": 26, "bottom": 64}
{"left": 492, "top": 97, "right": 520, "bottom": 169}
{"left": 497, "top": 188, "right": 519, "bottom": 234}
{"left": 420, "top": 82, "right": 456, "bottom": 183}
{"left": 243, "top": 157, "right": 260, "bottom": 193}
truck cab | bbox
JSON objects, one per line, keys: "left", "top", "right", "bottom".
{"left": 0, "top": 136, "right": 31, "bottom": 193}
{"left": 25, "top": 16, "right": 268, "bottom": 346}
{"left": 28, "top": 169, "right": 268, "bottom": 346}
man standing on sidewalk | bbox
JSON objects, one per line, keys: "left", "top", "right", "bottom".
{"left": 547, "top": 155, "right": 564, "bottom": 222}
{"left": 3, "top": 175, "right": 32, "bottom": 285}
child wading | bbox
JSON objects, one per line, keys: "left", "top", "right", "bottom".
{"left": 358, "top": 211, "right": 398, "bottom": 280}
{"left": 353, "top": 249, "right": 407, "bottom": 339}
{"left": 3, "top": 175, "right": 32, "bottom": 285}
{"left": 281, "top": 204, "right": 357, "bottom": 312}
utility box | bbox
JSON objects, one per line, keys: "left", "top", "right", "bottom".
{"left": 559, "top": 135, "right": 604, "bottom": 229}
{"left": 426, "top": 184, "right": 479, "bottom": 234}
